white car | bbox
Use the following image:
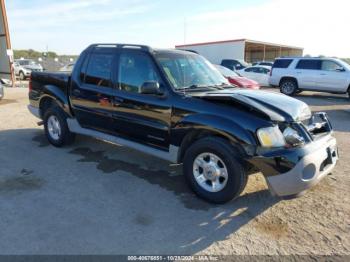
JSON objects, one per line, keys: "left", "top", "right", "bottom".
{"left": 237, "top": 66, "right": 271, "bottom": 86}
{"left": 252, "top": 61, "right": 273, "bottom": 67}
{"left": 14, "top": 59, "right": 43, "bottom": 80}
{"left": 269, "top": 57, "right": 350, "bottom": 96}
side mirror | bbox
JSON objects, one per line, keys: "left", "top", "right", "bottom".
{"left": 140, "top": 81, "right": 162, "bottom": 95}
{"left": 336, "top": 67, "right": 346, "bottom": 72}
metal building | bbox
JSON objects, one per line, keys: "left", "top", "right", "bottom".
{"left": 0, "top": 0, "right": 13, "bottom": 83}
{"left": 175, "top": 38, "right": 304, "bottom": 64}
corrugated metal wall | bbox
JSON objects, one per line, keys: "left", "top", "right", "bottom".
{"left": 0, "top": 0, "right": 12, "bottom": 81}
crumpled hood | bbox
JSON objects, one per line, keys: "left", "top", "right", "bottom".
{"left": 195, "top": 89, "right": 311, "bottom": 122}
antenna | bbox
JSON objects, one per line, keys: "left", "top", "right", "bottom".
{"left": 183, "top": 17, "right": 187, "bottom": 45}
{"left": 183, "top": 17, "right": 187, "bottom": 95}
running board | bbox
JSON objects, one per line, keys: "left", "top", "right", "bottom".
{"left": 66, "top": 118, "right": 179, "bottom": 163}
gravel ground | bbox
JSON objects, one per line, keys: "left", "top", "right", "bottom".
{"left": 0, "top": 87, "right": 349, "bottom": 256}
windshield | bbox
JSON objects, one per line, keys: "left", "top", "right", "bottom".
{"left": 155, "top": 51, "right": 228, "bottom": 90}
{"left": 214, "top": 65, "right": 239, "bottom": 78}
{"left": 19, "top": 60, "right": 37, "bottom": 66}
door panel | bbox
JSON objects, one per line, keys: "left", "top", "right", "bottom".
{"left": 70, "top": 85, "right": 116, "bottom": 133}
{"left": 112, "top": 92, "right": 171, "bottom": 149}
{"left": 69, "top": 49, "right": 117, "bottom": 133}
{"left": 316, "top": 60, "right": 349, "bottom": 92}
{"left": 295, "top": 59, "right": 321, "bottom": 90}
{"left": 113, "top": 50, "right": 172, "bottom": 149}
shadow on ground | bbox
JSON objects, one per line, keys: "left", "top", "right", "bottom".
{"left": 0, "top": 128, "right": 280, "bottom": 254}
{"left": 293, "top": 92, "right": 349, "bottom": 106}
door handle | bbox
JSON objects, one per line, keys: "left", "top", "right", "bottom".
{"left": 112, "top": 97, "right": 124, "bottom": 106}
{"left": 320, "top": 73, "right": 327, "bottom": 76}
{"left": 72, "top": 89, "right": 81, "bottom": 96}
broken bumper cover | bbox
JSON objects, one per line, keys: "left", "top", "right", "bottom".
{"left": 267, "top": 135, "right": 337, "bottom": 196}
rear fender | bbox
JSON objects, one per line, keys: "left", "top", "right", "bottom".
{"left": 40, "top": 85, "right": 72, "bottom": 117}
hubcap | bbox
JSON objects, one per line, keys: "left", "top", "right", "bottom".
{"left": 193, "top": 152, "right": 228, "bottom": 193}
{"left": 47, "top": 115, "right": 61, "bottom": 140}
{"left": 282, "top": 82, "right": 295, "bottom": 94}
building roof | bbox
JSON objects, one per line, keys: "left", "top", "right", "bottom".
{"left": 175, "top": 38, "right": 303, "bottom": 50}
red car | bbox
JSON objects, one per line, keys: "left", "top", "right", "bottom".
{"left": 214, "top": 64, "right": 260, "bottom": 89}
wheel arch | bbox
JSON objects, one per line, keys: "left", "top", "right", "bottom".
{"left": 174, "top": 114, "right": 256, "bottom": 163}
{"left": 39, "top": 85, "right": 73, "bottom": 118}
{"left": 279, "top": 76, "right": 299, "bottom": 88}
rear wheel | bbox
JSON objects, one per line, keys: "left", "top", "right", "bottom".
{"left": 280, "top": 79, "right": 298, "bottom": 96}
{"left": 183, "top": 137, "right": 247, "bottom": 204}
{"left": 43, "top": 106, "right": 75, "bottom": 147}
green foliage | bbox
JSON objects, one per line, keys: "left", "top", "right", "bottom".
{"left": 342, "top": 58, "right": 350, "bottom": 65}
{"left": 13, "top": 49, "right": 75, "bottom": 59}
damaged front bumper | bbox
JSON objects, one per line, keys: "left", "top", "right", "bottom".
{"left": 268, "top": 135, "right": 337, "bottom": 196}
{"left": 250, "top": 112, "right": 338, "bottom": 197}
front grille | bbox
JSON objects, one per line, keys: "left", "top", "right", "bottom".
{"left": 302, "top": 112, "right": 332, "bottom": 138}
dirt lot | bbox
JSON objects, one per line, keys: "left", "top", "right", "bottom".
{"left": 0, "top": 87, "right": 349, "bottom": 255}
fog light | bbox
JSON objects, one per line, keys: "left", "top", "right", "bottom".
{"left": 302, "top": 164, "right": 316, "bottom": 180}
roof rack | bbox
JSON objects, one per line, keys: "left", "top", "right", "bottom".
{"left": 88, "top": 43, "right": 153, "bottom": 52}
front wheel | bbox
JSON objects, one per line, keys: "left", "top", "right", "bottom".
{"left": 43, "top": 106, "right": 75, "bottom": 147}
{"left": 183, "top": 137, "right": 247, "bottom": 204}
{"left": 19, "top": 71, "right": 26, "bottom": 81}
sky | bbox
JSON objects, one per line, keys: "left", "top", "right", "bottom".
{"left": 5, "top": 0, "right": 350, "bottom": 57}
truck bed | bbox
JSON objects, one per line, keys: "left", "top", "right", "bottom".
{"left": 31, "top": 71, "right": 70, "bottom": 93}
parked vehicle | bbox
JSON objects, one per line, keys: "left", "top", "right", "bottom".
{"left": 237, "top": 66, "right": 271, "bottom": 86}
{"left": 59, "top": 63, "right": 75, "bottom": 72}
{"left": 221, "top": 59, "right": 250, "bottom": 71}
{"left": 0, "top": 78, "right": 12, "bottom": 87}
{"left": 14, "top": 59, "right": 43, "bottom": 80}
{"left": 0, "top": 82, "right": 4, "bottom": 100}
{"left": 214, "top": 64, "right": 260, "bottom": 89}
{"left": 269, "top": 57, "right": 350, "bottom": 96}
{"left": 28, "top": 44, "right": 338, "bottom": 203}
{"left": 253, "top": 61, "right": 273, "bottom": 67}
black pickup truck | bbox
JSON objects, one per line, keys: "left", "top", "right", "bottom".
{"left": 28, "top": 44, "right": 338, "bottom": 203}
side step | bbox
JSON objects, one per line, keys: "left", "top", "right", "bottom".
{"left": 66, "top": 118, "right": 179, "bottom": 163}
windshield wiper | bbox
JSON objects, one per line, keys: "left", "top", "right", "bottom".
{"left": 177, "top": 84, "right": 207, "bottom": 91}
{"left": 177, "top": 84, "right": 227, "bottom": 92}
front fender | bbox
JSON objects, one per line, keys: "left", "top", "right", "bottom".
{"left": 172, "top": 113, "right": 257, "bottom": 147}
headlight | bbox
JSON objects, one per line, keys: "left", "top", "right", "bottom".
{"left": 283, "top": 127, "right": 305, "bottom": 147}
{"left": 257, "top": 126, "right": 285, "bottom": 147}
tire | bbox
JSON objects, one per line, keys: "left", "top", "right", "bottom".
{"left": 183, "top": 137, "right": 247, "bottom": 204}
{"left": 280, "top": 79, "right": 298, "bottom": 96}
{"left": 43, "top": 106, "right": 75, "bottom": 147}
{"left": 19, "top": 71, "right": 26, "bottom": 81}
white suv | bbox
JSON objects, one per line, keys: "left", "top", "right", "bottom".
{"left": 269, "top": 57, "right": 350, "bottom": 97}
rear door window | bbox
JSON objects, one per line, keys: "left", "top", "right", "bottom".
{"left": 84, "top": 52, "right": 114, "bottom": 87}
{"left": 272, "top": 59, "right": 293, "bottom": 68}
{"left": 296, "top": 59, "right": 321, "bottom": 70}
{"left": 245, "top": 67, "right": 258, "bottom": 73}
